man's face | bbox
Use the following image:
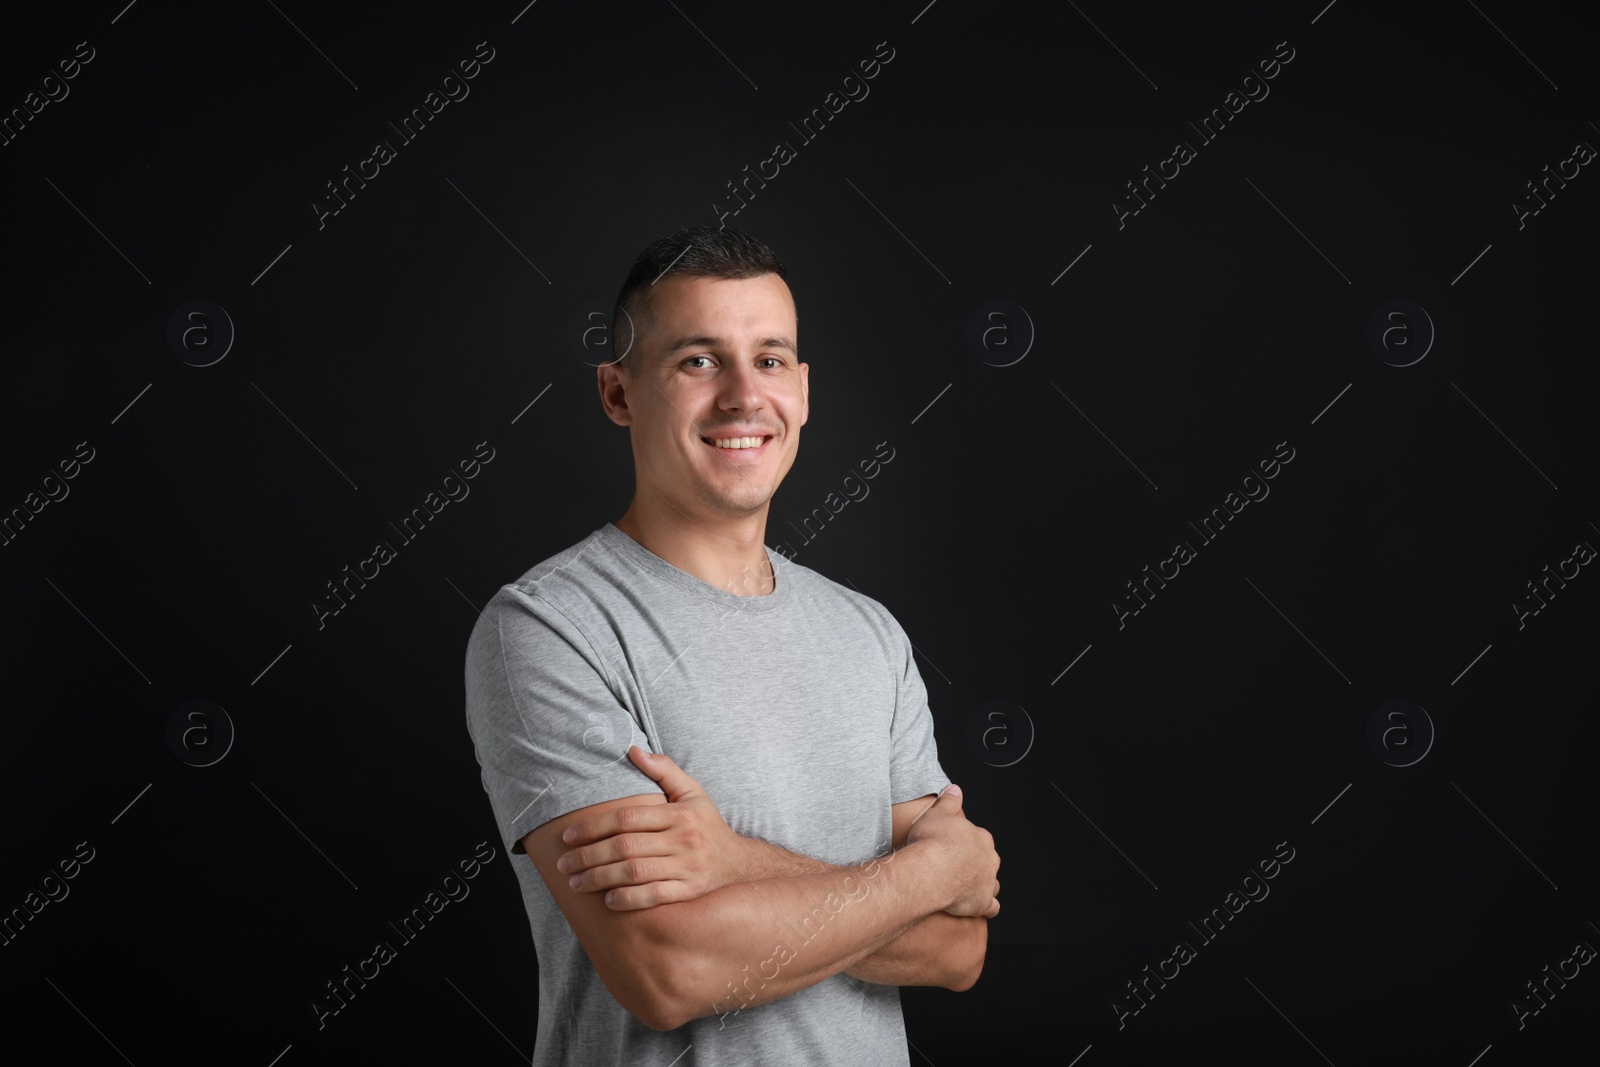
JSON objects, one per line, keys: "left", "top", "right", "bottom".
{"left": 602, "top": 272, "right": 808, "bottom": 520}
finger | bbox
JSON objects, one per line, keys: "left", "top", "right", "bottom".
{"left": 909, "top": 784, "right": 962, "bottom": 831}
{"left": 562, "top": 804, "right": 676, "bottom": 846}
{"left": 628, "top": 747, "right": 705, "bottom": 803}
{"left": 603, "top": 880, "right": 694, "bottom": 911}
{"left": 559, "top": 830, "right": 682, "bottom": 876}
{"left": 905, "top": 793, "right": 942, "bottom": 830}
{"left": 986, "top": 899, "right": 1001, "bottom": 918}
{"left": 567, "top": 855, "right": 669, "bottom": 893}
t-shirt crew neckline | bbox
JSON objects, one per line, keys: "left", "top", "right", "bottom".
{"left": 598, "top": 522, "right": 793, "bottom": 612}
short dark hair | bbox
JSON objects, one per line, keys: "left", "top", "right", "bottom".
{"left": 610, "top": 226, "right": 789, "bottom": 375}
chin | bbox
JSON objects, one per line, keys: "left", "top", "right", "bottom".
{"left": 700, "top": 489, "right": 774, "bottom": 515}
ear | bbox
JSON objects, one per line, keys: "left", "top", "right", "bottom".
{"left": 597, "top": 361, "right": 633, "bottom": 427}
{"left": 799, "top": 360, "right": 809, "bottom": 427}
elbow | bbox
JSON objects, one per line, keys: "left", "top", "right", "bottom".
{"left": 629, "top": 976, "right": 721, "bottom": 1032}
{"left": 604, "top": 928, "right": 718, "bottom": 1032}
{"left": 646, "top": 965, "right": 727, "bottom": 1031}
{"left": 631, "top": 997, "right": 691, "bottom": 1033}
{"left": 608, "top": 974, "right": 697, "bottom": 1032}
{"left": 947, "top": 955, "right": 984, "bottom": 992}
{"left": 945, "top": 920, "right": 988, "bottom": 992}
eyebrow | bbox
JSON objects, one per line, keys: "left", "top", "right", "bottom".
{"left": 659, "top": 335, "right": 797, "bottom": 361}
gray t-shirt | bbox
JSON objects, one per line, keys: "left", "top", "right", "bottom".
{"left": 463, "top": 522, "right": 950, "bottom": 1066}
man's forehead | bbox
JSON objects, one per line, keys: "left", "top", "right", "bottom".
{"left": 649, "top": 274, "right": 797, "bottom": 353}
{"left": 660, "top": 332, "right": 797, "bottom": 355}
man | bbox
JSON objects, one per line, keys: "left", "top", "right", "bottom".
{"left": 463, "top": 226, "right": 1001, "bottom": 1065}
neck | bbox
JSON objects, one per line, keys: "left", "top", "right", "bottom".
{"left": 614, "top": 499, "right": 776, "bottom": 597}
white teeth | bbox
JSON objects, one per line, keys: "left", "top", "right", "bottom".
{"left": 712, "top": 436, "right": 763, "bottom": 449}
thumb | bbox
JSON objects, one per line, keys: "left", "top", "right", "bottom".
{"left": 911, "top": 785, "right": 962, "bottom": 830}
{"left": 628, "top": 746, "right": 703, "bottom": 802}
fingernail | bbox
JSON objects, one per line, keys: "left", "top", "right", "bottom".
{"left": 944, "top": 784, "right": 962, "bottom": 797}
{"left": 556, "top": 855, "right": 571, "bottom": 872}
{"left": 568, "top": 875, "right": 582, "bottom": 889}
{"left": 562, "top": 827, "right": 576, "bottom": 843}
{"left": 605, "top": 891, "right": 617, "bottom": 907}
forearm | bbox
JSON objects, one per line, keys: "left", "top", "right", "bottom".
{"left": 735, "top": 835, "right": 987, "bottom": 988}
{"left": 844, "top": 912, "right": 986, "bottom": 988}
{"left": 627, "top": 840, "right": 948, "bottom": 1029}
{"left": 734, "top": 832, "right": 840, "bottom": 880}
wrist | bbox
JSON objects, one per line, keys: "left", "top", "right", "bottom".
{"left": 885, "top": 838, "right": 955, "bottom": 916}
{"left": 730, "top": 833, "right": 817, "bottom": 882}
{"left": 726, "top": 834, "right": 763, "bottom": 882}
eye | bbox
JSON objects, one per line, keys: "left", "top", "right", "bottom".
{"left": 682, "top": 356, "right": 713, "bottom": 369}
{"left": 758, "top": 356, "right": 783, "bottom": 369}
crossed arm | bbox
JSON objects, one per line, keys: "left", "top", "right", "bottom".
{"left": 706, "top": 812, "right": 988, "bottom": 988}
{"left": 523, "top": 746, "right": 1000, "bottom": 1030}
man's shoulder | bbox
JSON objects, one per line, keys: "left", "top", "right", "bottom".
{"left": 772, "top": 550, "right": 905, "bottom": 636}
{"left": 467, "top": 526, "right": 622, "bottom": 646}
{"left": 507, "top": 525, "right": 621, "bottom": 594}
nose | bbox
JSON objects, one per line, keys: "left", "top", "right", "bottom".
{"left": 716, "top": 356, "right": 764, "bottom": 414}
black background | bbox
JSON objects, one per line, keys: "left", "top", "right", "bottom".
{"left": 2, "top": 1, "right": 1597, "bottom": 1064}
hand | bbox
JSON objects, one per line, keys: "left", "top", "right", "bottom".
{"left": 556, "top": 746, "right": 746, "bottom": 910}
{"left": 905, "top": 785, "right": 1001, "bottom": 918}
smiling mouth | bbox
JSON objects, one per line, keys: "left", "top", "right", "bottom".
{"left": 702, "top": 434, "right": 772, "bottom": 453}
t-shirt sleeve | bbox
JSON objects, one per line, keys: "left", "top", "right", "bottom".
{"left": 882, "top": 608, "right": 951, "bottom": 806}
{"left": 464, "top": 584, "right": 654, "bottom": 855}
